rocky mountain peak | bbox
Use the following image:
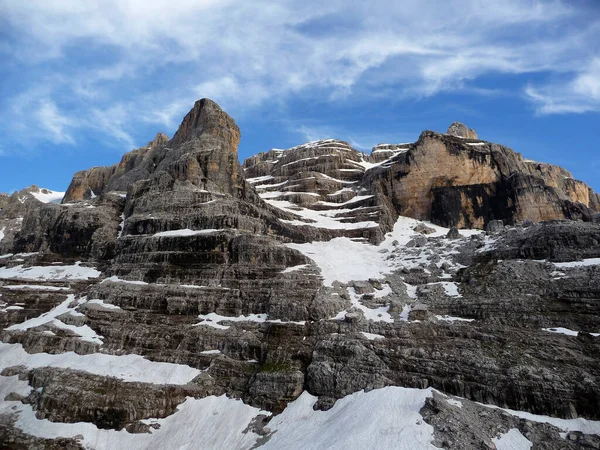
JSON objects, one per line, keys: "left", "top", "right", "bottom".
{"left": 447, "top": 121, "right": 478, "bottom": 139}
{"left": 170, "top": 98, "right": 241, "bottom": 152}
{"left": 150, "top": 132, "right": 170, "bottom": 148}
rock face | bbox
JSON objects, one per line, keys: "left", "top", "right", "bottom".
{"left": 1, "top": 103, "right": 600, "bottom": 449}
{"left": 364, "top": 130, "right": 599, "bottom": 229}
{"left": 62, "top": 133, "right": 170, "bottom": 202}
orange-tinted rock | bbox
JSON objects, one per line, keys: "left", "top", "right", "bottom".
{"left": 365, "top": 131, "right": 599, "bottom": 228}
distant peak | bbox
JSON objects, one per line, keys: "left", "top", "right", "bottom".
{"left": 150, "top": 132, "right": 169, "bottom": 148}
{"left": 447, "top": 122, "right": 478, "bottom": 139}
{"left": 169, "top": 98, "right": 240, "bottom": 150}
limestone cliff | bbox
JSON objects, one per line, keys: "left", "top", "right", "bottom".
{"left": 1, "top": 101, "right": 600, "bottom": 449}
{"left": 363, "top": 130, "right": 598, "bottom": 229}
{"left": 246, "top": 129, "right": 599, "bottom": 235}
{"left": 62, "top": 132, "right": 170, "bottom": 202}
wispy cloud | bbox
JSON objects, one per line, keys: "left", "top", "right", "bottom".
{"left": 525, "top": 58, "right": 600, "bottom": 114}
{"left": 0, "top": 0, "right": 598, "bottom": 153}
{"left": 36, "top": 99, "right": 76, "bottom": 144}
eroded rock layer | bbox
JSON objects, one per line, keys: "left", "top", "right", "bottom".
{"left": 1, "top": 100, "right": 599, "bottom": 449}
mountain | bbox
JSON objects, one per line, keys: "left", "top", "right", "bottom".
{"left": 0, "top": 99, "right": 599, "bottom": 449}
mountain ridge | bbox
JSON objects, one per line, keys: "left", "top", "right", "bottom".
{"left": 0, "top": 99, "right": 599, "bottom": 449}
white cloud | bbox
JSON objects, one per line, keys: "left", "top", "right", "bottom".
{"left": 525, "top": 58, "right": 600, "bottom": 114}
{"left": 36, "top": 99, "right": 77, "bottom": 145}
{"left": 0, "top": 0, "right": 598, "bottom": 151}
{"left": 90, "top": 105, "right": 137, "bottom": 150}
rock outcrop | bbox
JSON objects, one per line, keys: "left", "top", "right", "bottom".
{"left": 62, "top": 133, "right": 170, "bottom": 202}
{"left": 447, "top": 121, "right": 478, "bottom": 139}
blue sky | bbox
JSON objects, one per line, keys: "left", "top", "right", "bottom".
{"left": 0, "top": 0, "right": 599, "bottom": 193}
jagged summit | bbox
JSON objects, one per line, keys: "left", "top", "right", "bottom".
{"left": 1, "top": 98, "right": 596, "bottom": 245}
{"left": 170, "top": 98, "right": 240, "bottom": 151}
{"left": 446, "top": 121, "right": 478, "bottom": 139}
{"left": 62, "top": 99, "right": 243, "bottom": 203}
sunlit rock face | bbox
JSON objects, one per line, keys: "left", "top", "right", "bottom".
{"left": 363, "top": 130, "right": 599, "bottom": 229}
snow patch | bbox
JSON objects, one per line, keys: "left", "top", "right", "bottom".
{"left": 266, "top": 198, "right": 378, "bottom": 231}
{"left": 552, "top": 258, "right": 600, "bottom": 268}
{"left": 446, "top": 398, "right": 463, "bottom": 408}
{"left": 0, "top": 262, "right": 101, "bottom": 281}
{"left": 436, "top": 315, "right": 474, "bottom": 323}
{"left": 153, "top": 228, "right": 226, "bottom": 238}
{"left": 247, "top": 175, "right": 275, "bottom": 184}
{"left": 7, "top": 394, "right": 263, "bottom": 450}
{"left": 540, "top": 327, "right": 600, "bottom": 337}
{"left": 31, "top": 189, "right": 65, "bottom": 204}
{"left": 49, "top": 319, "right": 104, "bottom": 345}
{"left": 361, "top": 332, "right": 385, "bottom": 340}
{"left": 260, "top": 387, "right": 437, "bottom": 450}
{"left": 194, "top": 312, "right": 305, "bottom": 329}
{"left": 101, "top": 276, "right": 148, "bottom": 286}
{"left": 287, "top": 215, "right": 481, "bottom": 287}
{"left": 2, "top": 285, "right": 70, "bottom": 292}
{"left": 483, "top": 403, "right": 600, "bottom": 435}
{"left": 0, "top": 342, "right": 202, "bottom": 385}
{"left": 7, "top": 295, "right": 80, "bottom": 332}
{"left": 1, "top": 305, "right": 25, "bottom": 312}
{"left": 281, "top": 264, "right": 310, "bottom": 274}
{"left": 493, "top": 429, "right": 532, "bottom": 450}
{"left": 86, "top": 299, "right": 122, "bottom": 310}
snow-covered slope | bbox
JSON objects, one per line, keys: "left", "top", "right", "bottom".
{"left": 30, "top": 188, "right": 65, "bottom": 204}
